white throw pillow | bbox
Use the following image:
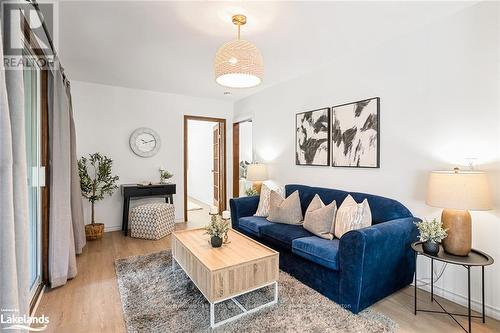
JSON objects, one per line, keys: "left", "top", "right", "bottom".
{"left": 267, "top": 190, "right": 303, "bottom": 225}
{"left": 254, "top": 182, "right": 285, "bottom": 217}
{"left": 303, "top": 194, "right": 337, "bottom": 240}
{"left": 334, "top": 195, "right": 372, "bottom": 238}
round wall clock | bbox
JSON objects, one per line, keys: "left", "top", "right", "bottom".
{"left": 129, "top": 127, "right": 161, "bottom": 157}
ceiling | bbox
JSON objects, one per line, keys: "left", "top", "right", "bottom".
{"left": 58, "top": 1, "right": 474, "bottom": 101}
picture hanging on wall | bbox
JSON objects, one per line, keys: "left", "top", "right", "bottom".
{"left": 331, "top": 97, "right": 380, "bottom": 168}
{"left": 295, "top": 107, "right": 330, "bottom": 166}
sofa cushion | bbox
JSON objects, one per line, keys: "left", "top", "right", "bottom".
{"left": 254, "top": 182, "right": 285, "bottom": 217}
{"left": 303, "top": 194, "right": 337, "bottom": 240}
{"left": 285, "top": 184, "right": 413, "bottom": 224}
{"left": 267, "top": 190, "right": 303, "bottom": 225}
{"left": 292, "top": 237, "right": 340, "bottom": 271}
{"left": 334, "top": 195, "right": 372, "bottom": 238}
{"left": 260, "top": 223, "right": 313, "bottom": 249}
{"left": 238, "top": 216, "right": 273, "bottom": 236}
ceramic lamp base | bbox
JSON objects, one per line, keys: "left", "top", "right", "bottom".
{"left": 441, "top": 209, "right": 471, "bottom": 256}
{"left": 253, "top": 181, "right": 263, "bottom": 193}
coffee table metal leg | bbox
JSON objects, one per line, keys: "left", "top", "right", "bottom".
{"left": 210, "top": 281, "right": 278, "bottom": 328}
{"left": 210, "top": 302, "right": 215, "bottom": 328}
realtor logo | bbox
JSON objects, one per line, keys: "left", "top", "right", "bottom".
{"left": 2, "top": 1, "right": 53, "bottom": 56}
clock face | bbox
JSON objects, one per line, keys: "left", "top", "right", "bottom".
{"left": 129, "top": 128, "right": 161, "bottom": 157}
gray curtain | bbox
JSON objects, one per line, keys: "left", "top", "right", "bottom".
{"left": 48, "top": 68, "right": 86, "bottom": 287}
{"left": 0, "top": 4, "right": 30, "bottom": 327}
{"left": 68, "top": 81, "right": 86, "bottom": 254}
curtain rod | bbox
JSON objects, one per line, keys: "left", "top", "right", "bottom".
{"left": 25, "top": 0, "right": 56, "bottom": 57}
{"left": 25, "top": 0, "right": 69, "bottom": 82}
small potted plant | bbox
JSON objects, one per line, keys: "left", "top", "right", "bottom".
{"left": 414, "top": 218, "right": 448, "bottom": 255}
{"left": 159, "top": 167, "right": 173, "bottom": 184}
{"left": 78, "top": 153, "right": 119, "bottom": 241}
{"left": 205, "top": 214, "right": 230, "bottom": 248}
{"left": 245, "top": 187, "right": 259, "bottom": 197}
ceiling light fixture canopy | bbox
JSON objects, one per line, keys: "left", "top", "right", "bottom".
{"left": 214, "top": 14, "right": 263, "bottom": 88}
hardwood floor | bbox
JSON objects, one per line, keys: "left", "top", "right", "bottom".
{"left": 36, "top": 227, "right": 500, "bottom": 333}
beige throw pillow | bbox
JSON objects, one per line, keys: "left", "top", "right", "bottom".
{"left": 303, "top": 194, "right": 337, "bottom": 240}
{"left": 267, "top": 190, "right": 303, "bottom": 225}
{"left": 334, "top": 195, "right": 372, "bottom": 238}
{"left": 254, "top": 182, "right": 285, "bottom": 217}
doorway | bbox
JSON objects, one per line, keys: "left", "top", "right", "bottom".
{"left": 232, "top": 120, "right": 253, "bottom": 198}
{"left": 184, "top": 116, "right": 227, "bottom": 224}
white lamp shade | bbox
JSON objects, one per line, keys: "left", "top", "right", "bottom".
{"left": 246, "top": 164, "right": 267, "bottom": 181}
{"left": 426, "top": 170, "right": 492, "bottom": 210}
{"left": 214, "top": 39, "right": 263, "bottom": 88}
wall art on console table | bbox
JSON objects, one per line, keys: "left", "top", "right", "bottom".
{"left": 295, "top": 107, "right": 330, "bottom": 166}
{"left": 331, "top": 97, "right": 380, "bottom": 168}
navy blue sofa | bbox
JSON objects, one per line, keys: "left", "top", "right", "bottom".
{"left": 229, "top": 184, "right": 419, "bottom": 314}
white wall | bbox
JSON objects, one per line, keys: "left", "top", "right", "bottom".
{"left": 72, "top": 81, "right": 233, "bottom": 230}
{"left": 239, "top": 121, "right": 253, "bottom": 164}
{"left": 234, "top": 2, "right": 500, "bottom": 318}
{"left": 187, "top": 120, "right": 214, "bottom": 205}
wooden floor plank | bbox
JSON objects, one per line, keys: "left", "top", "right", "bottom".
{"left": 36, "top": 221, "right": 500, "bottom": 333}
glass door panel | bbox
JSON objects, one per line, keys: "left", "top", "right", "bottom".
{"left": 23, "top": 55, "right": 42, "bottom": 299}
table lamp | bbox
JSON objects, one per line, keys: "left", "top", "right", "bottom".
{"left": 426, "top": 168, "right": 492, "bottom": 256}
{"left": 246, "top": 163, "right": 268, "bottom": 193}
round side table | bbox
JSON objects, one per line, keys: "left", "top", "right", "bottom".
{"left": 412, "top": 242, "right": 494, "bottom": 333}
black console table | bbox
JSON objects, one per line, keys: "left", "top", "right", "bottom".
{"left": 412, "top": 242, "right": 494, "bottom": 333}
{"left": 121, "top": 183, "right": 176, "bottom": 235}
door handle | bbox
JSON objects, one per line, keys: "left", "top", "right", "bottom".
{"left": 39, "top": 166, "right": 46, "bottom": 187}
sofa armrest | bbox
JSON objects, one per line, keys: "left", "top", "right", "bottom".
{"left": 229, "top": 196, "right": 260, "bottom": 229}
{"left": 338, "top": 217, "right": 420, "bottom": 313}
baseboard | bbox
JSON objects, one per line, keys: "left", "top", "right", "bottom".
{"left": 416, "top": 279, "right": 500, "bottom": 320}
{"left": 104, "top": 225, "right": 122, "bottom": 232}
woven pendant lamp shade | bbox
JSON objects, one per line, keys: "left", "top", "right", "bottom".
{"left": 214, "top": 15, "right": 263, "bottom": 88}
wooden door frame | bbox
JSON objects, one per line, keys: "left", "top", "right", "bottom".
{"left": 232, "top": 123, "right": 239, "bottom": 198}
{"left": 232, "top": 119, "right": 252, "bottom": 198}
{"left": 183, "top": 115, "right": 227, "bottom": 222}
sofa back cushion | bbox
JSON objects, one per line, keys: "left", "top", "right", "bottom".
{"left": 285, "top": 184, "right": 412, "bottom": 225}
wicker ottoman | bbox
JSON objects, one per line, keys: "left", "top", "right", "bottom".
{"left": 130, "top": 203, "right": 175, "bottom": 240}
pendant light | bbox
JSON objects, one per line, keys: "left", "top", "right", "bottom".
{"left": 214, "top": 14, "right": 263, "bottom": 88}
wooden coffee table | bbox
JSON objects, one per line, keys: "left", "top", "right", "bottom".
{"left": 172, "top": 228, "right": 279, "bottom": 328}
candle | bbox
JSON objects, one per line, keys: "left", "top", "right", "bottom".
{"left": 222, "top": 210, "right": 231, "bottom": 220}
{"left": 210, "top": 206, "right": 219, "bottom": 215}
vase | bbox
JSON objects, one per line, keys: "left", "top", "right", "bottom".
{"left": 211, "top": 236, "right": 223, "bottom": 248}
{"left": 423, "top": 241, "right": 440, "bottom": 256}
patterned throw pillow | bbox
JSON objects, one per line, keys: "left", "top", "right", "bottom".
{"left": 254, "top": 182, "right": 285, "bottom": 217}
{"left": 303, "top": 194, "right": 337, "bottom": 240}
{"left": 267, "top": 190, "right": 303, "bottom": 225}
{"left": 334, "top": 195, "right": 372, "bottom": 238}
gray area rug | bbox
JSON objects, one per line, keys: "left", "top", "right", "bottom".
{"left": 115, "top": 251, "right": 397, "bottom": 333}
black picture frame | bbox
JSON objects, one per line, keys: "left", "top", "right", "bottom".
{"left": 295, "top": 107, "right": 331, "bottom": 166}
{"left": 331, "top": 97, "right": 380, "bottom": 168}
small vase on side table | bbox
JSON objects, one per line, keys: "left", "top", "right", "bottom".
{"left": 422, "top": 241, "right": 440, "bottom": 256}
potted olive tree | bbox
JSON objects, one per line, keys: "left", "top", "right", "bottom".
{"left": 78, "top": 153, "right": 119, "bottom": 240}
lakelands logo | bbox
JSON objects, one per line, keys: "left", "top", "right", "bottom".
{"left": 1, "top": 311, "right": 49, "bottom": 332}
